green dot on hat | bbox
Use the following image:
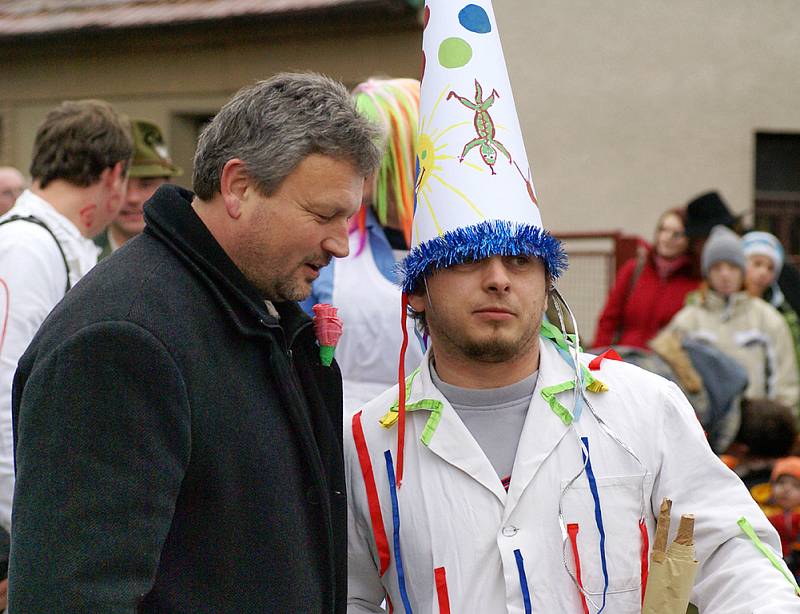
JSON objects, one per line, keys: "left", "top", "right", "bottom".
{"left": 438, "top": 37, "right": 473, "bottom": 69}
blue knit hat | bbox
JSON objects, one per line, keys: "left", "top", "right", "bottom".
{"left": 742, "top": 231, "right": 784, "bottom": 276}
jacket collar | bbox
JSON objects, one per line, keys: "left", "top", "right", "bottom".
{"left": 143, "top": 185, "right": 311, "bottom": 340}
{"left": 407, "top": 337, "right": 574, "bottom": 509}
{"left": 703, "top": 289, "right": 749, "bottom": 317}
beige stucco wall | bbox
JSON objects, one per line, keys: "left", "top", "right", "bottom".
{"left": 0, "top": 15, "right": 422, "bottom": 190}
{"left": 2, "top": 1, "right": 798, "bottom": 239}
{"left": 496, "top": 0, "right": 800, "bottom": 238}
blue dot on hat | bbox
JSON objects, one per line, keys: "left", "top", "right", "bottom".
{"left": 458, "top": 4, "right": 491, "bottom": 34}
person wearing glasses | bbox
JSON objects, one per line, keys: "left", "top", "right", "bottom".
{"left": 593, "top": 207, "right": 701, "bottom": 350}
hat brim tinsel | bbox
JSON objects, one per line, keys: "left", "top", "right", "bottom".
{"left": 398, "top": 219, "right": 567, "bottom": 294}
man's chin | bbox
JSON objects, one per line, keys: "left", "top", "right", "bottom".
{"left": 269, "top": 277, "right": 313, "bottom": 303}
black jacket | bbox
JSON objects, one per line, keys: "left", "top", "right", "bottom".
{"left": 10, "top": 185, "right": 346, "bottom": 613}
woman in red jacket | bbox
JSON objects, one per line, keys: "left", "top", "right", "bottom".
{"left": 593, "top": 207, "right": 701, "bottom": 349}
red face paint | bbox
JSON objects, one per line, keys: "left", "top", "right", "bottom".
{"left": 79, "top": 204, "right": 98, "bottom": 229}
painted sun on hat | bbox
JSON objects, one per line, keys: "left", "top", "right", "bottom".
{"left": 398, "top": 0, "right": 567, "bottom": 295}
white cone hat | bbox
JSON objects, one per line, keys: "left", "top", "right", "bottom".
{"left": 399, "top": 0, "right": 566, "bottom": 293}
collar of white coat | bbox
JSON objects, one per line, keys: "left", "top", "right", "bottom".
{"left": 386, "top": 336, "right": 584, "bottom": 504}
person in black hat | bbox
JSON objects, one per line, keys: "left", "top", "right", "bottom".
{"left": 685, "top": 191, "right": 739, "bottom": 239}
{"left": 685, "top": 190, "right": 800, "bottom": 317}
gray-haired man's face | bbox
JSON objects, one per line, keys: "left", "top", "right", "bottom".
{"left": 231, "top": 153, "right": 364, "bottom": 302}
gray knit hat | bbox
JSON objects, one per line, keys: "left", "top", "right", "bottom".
{"left": 701, "top": 225, "right": 745, "bottom": 277}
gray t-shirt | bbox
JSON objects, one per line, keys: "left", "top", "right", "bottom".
{"left": 431, "top": 364, "right": 538, "bottom": 482}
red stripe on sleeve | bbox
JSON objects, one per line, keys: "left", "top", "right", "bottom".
{"left": 434, "top": 566, "right": 451, "bottom": 614}
{"left": 639, "top": 518, "right": 650, "bottom": 605}
{"left": 352, "top": 411, "right": 391, "bottom": 576}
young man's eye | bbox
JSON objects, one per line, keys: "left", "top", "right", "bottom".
{"left": 456, "top": 255, "right": 478, "bottom": 267}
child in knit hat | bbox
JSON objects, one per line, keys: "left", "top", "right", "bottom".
{"left": 766, "top": 456, "right": 800, "bottom": 578}
{"left": 743, "top": 231, "right": 800, "bottom": 375}
{"left": 665, "top": 225, "right": 799, "bottom": 410}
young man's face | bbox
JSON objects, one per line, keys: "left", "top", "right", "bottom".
{"left": 409, "top": 254, "right": 547, "bottom": 364}
{"left": 83, "top": 164, "right": 128, "bottom": 238}
{"left": 773, "top": 474, "right": 800, "bottom": 511}
{"left": 745, "top": 254, "right": 777, "bottom": 297}
{"left": 707, "top": 261, "right": 743, "bottom": 297}
{"left": 112, "top": 176, "right": 169, "bottom": 240}
{"left": 233, "top": 153, "right": 363, "bottom": 301}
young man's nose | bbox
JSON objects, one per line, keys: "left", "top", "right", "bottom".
{"left": 482, "top": 256, "right": 511, "bottom": 292}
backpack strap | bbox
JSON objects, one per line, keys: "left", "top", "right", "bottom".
{"left": 0, "top": 215, "right": 71, "bottom": 294}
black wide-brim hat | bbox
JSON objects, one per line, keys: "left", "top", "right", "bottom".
{"left": 685, "top": 191, "right": 738, "bottom": 238}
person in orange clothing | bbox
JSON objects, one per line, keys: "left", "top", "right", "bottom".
{"left": 593, "top": 207, "right": 701, "bottom": 349}
{"left": 765, "top": 457, "right": 800, "bottom": 579}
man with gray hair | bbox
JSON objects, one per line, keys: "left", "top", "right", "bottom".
{"left": 9, "top": 73, "right": 381, "bottom": 613}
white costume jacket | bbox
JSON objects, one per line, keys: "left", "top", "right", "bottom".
{"left": 346, "top": 337, "right": 800, "bottom": 613}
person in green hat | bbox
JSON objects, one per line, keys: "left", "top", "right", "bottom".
{"left": 95, "top": 119, "right": 181, "bottom": 258}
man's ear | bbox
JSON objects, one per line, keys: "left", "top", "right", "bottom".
{"left": 219, "top": 159, "right": 250, "bottom": 220}
{"left": 101, "top": 161, "right": 125, "bottom": 188}
{"left": 407, "top": 290, "right": 427, "bottom": 315}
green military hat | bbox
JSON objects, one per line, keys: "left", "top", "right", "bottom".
{"left": 129, "top": 120, "right": 182, "bottom": 178}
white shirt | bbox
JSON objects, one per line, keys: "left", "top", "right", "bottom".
{"left": 0, "top": 190, "right": 99, "bottom": 531}
{"left": 346, "top": 338, "right": 800, "bottom": 613}
{"left": 332, "top": 231, "right": 424, "bottom": 414}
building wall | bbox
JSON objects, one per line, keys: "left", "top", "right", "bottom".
{"left": 1, "top": 0, "right": 798, "bottom": 240}
{"left": 497, "top": 0, "right": 800, "bottom": 237}
{"left": 0, "top": 13, "right": 422, "bottom": 190}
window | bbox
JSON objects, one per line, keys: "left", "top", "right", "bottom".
{"left": 169, "top": 112, "right": 216, "bottom": 190}
{"left": 755, "top": 132, "right": 800, "bottom": 265}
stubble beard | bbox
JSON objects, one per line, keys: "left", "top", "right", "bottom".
{"left": 252, "top": 255, "right": 327, "bottom": 303}
{"left": 269, "top": 273, "right": 311, "bottom": 302}
{"left": 429, "top": 310, "right": 543, "bottom": 365}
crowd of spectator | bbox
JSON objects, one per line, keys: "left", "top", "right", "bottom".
{"left": 593, "top": 191, "right": 800, "bottom": 580}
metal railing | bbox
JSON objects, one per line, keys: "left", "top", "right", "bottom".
{"left": 552, "top": 231, "right": 642, "bottom": 345}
